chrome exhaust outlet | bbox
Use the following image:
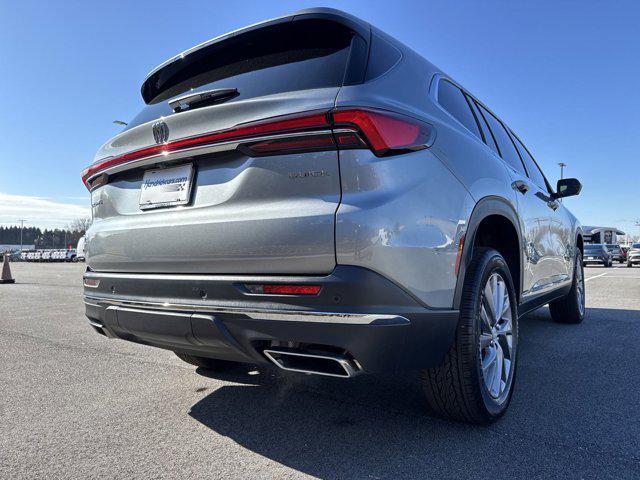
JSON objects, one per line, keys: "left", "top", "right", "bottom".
{"left": 263, "top": 348, "right": 360, "bottom": 378}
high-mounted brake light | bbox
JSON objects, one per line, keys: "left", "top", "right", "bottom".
{"left": 82, "top": 108, "right": 434, "bottom": 190}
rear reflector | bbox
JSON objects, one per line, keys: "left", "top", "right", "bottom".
{"left": 245, "top": 284, "right": 322, "bottom": 295}
{"left": 454, "top": 234, "right": 465, "bottom": 276}
{"left": 82, "top": 108, "right": 434, "bottom": 189}
{"left": 83, "top": 278, "right": 100, "bottom": 288}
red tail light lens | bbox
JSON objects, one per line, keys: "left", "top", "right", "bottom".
{"left": 239, "top": 133, "right": 336, "bottom": 157}
{"left": 245, "top": 284, "right": 322, "bottom": 295}
{"left": 331, "top": 109, "right": 433, "bottom": 156}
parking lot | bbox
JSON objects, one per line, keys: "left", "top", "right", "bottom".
{"left": 1, "top": 262, "right": 639, "bottom": 479}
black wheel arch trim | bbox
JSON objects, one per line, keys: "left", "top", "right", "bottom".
{"left": 453, "top": 196, "right": 524, "bottom": 311}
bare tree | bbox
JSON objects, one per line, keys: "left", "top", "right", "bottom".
{"left": 69, "top": 217, "right": 92, "bottom": 234}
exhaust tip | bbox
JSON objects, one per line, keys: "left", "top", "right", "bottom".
{"left": 263, "top": 348, "right": 359, "bottom": 378}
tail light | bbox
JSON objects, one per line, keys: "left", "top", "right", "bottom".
{"left": 82, "top": 108, "right": 433, "bottom": 190}
{"left": 331, "top": 109, "right": 434, "bottom": 156}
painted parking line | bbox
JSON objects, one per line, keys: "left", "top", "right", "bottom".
{"left": 585, "top": 272, "right": 608, "bottom": 282}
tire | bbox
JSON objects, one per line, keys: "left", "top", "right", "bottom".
{"left": 174, "top": 352, "right": 238, "bottom": 370}
{"left": 422, "top": 248, "right": 518, "bottom": 424}
{"left": 627, "top": 262, "right": 633, "bottom": 268}
{"left": 549, "top": 250, "right": 585, "bottom": 324}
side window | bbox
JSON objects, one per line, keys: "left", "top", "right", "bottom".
{"left": 437, "top": 80, "right": 482, "bottom": 140}
{"left": 477, "top": 104, "right": 527, "bottom": 176}
{"left": 511, "top": 134, "right": 549, "bottom": 192}
{"left": 468, "top": 97, "right": 500, "bottom": 155}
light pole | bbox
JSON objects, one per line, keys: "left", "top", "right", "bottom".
{"left": 558, "top": 163, "right": 567, "bottom": 202}
{"left": 558, "top": 162, "right": 566, "bottom": 180}
{"left": 18, "top": 219, "right": 26, "bottom": 252}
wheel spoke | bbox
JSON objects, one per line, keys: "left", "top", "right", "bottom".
{"left": 491, "top": 343, "right": 504, "bottom": 397}
{"left": 480, "top": 304, "right": 493, "bottom": 332}
{"left": 482, "top": 345, "right": 496, "bottom": 373}
{"left": 483, "top": 282, "right": 496, "bottom": 326}
{"left": 494, "top": 278, "right": 505, "bottom": 323}
{"left": 480, "top": 333, "right": 493, "bottom": 349}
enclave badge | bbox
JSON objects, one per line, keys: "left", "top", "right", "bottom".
{"left": 152, "top": 121, "right": 169, "bottom": 144}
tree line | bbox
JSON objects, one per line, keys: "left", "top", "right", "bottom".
{"left": 0, "top": 218, "right": 90, "bottom": 249}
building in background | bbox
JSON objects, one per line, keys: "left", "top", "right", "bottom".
{"left": 583, "top": 226, "right": 625, "bottom": 245}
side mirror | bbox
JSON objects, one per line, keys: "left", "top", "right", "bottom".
{"left": 554, "top": 178, "right": 582, "bottom": 199}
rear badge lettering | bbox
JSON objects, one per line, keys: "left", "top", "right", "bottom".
{"left": 288, "top": 170, "right": 330, "bottom": 179}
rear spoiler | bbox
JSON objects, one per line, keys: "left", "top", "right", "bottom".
{"left": 140, "top": 8, "right": 372, "bottom": 104}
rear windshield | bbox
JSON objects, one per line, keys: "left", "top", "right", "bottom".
{"left": 584, "top": 245, "right": 602, "bottom": 252}
{"left": 142, "top": 19, "right": 356, "bottom": 105}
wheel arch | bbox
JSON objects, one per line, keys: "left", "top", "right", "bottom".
{"left": 453, "top": 196, "right": 524, "bottom": 310}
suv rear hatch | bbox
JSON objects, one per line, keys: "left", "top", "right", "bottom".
{"left": 84, "top": 13, "right": 370, "bottom": 274}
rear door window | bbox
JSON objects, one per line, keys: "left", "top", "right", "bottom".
{"left": 477, "top": 104, "right": 527, "bottom": 176}
{"left": 511, "top": 134, "right": 549, "bottom": 191}
{"left": 468, "top": 97, "right": 500, "bottom": 155}
{"left": 437, "top": 80, "right": 482, "bottom": 140}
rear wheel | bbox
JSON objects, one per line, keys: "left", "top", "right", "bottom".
{"left": 422, "top": 248, "right": 518, "bottom": 424}
{"left": 174, "top": 352, "right": 238, "bottom": 370}
{"left": 627, "top": 262, "right": 633, "bottom": 268}
{"left": 549, "top": 251, "right": 585, "bottom": 324}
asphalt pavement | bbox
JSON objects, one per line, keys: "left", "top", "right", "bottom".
{"left": 1, "top": 262, "right": 639, "bottom": 479}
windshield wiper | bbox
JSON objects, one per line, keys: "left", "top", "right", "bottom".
{"left": 169, "top": 88, "right": 239, "bottom": 112}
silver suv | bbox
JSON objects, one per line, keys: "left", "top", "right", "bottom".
{"left": 82, "top": 8, "right": 584, "bottom": 424}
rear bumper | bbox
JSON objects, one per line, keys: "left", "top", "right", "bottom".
{"left": 583, "top": 257, "right": 608, "bottom": 264}
{"left": 83, "top": 266, "right": 459, "bottom": 373}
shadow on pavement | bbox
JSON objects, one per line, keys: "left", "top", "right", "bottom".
{"left": 188, "top": 307, "right": 640, "bottom": 478}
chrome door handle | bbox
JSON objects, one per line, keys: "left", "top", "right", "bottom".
{"left": 511, "top": 180, "right": 529, "bottom": 194}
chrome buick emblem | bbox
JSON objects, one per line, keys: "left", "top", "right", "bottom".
{"left": 152, "top": 121, "right": 169, "bottom": 144}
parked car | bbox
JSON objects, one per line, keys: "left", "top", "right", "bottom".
{"left": 65, "top": 249, "right": 78, "bottom": 262}
{"left": 41, "top": 250, "right": 52, "bottom": 262}
{"left": 583, "top": 244, "right": 613, "bottom": 267}
{"left": 627, "top": 243, "right": 640, "bottom": 267}
{"left": 605, "top": 244, "right": 623, "bottom": 263}
{"left": 75, "top": 237, "right": 85, "bottom": 262}
{"left": 81, "top": 8, "right": 584, "bottom": 424}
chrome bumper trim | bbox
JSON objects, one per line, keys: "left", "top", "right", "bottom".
{"left": 83, "top": 296, "right": 411, "bottom": 326}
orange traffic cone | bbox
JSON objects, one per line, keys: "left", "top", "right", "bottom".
{"left": 1, "top": 253, "right": 15, "bottom": 284}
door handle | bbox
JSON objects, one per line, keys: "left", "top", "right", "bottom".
{"left": 511, "top": 180, "right": 529, "bottom": 194}
{"left": 547, "top": 200, "right": 559, "bottom": 211}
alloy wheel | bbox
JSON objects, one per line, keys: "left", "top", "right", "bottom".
{"left": 479, "top": 272, "right": 516, "bottom": 401}
{"left": 576, "top": 260, "right": 585, "bottom": 316}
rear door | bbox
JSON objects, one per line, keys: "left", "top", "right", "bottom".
{"left": 475, "top": 102, "right": 555, "bottom": 296}
{"left": 511, "top": 133, "right": 572, "bottom": 283}
{"left": 85, "top": 17, "right": 368, "bottom": 274}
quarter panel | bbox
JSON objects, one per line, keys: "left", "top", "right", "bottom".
{"left": 335, "top": 149, "right": 474, "bottom": 308}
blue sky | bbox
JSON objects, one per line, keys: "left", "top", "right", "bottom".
{"left": 0, "top": 0, "right": 638, "bottom": 234}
